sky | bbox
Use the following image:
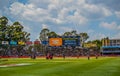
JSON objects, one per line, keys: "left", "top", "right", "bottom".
{"left": 0, "top": 0, "right": 120, "bottom": 41}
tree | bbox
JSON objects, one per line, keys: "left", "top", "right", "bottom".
{"left": 63, "top": 32, "right": 72, "bottom": 36}
{"left": 63, "top": 30, "right": 77, "bottom": 36}
{"left": 39, "top": 28, "right": 50, "bottom": 41}
{"left": 0, "top": 16, "right": 8, "bottom": 40}
{"left": 79, "top": 33, "right": 89, "bottom": 47}
{"left": 92, "top": 40, "right": 102, "bottom": 49}
{"left": 8, "top": 21, "right": 30, "bottom": 41}
{"left": 0, "top": 16, "right": 8, "bottom": 26}
{"left": 71, "top": 30, "right": 78, "bottom": 36}
{"left": 86, "top": 39, "right": 102, "bottom": 56}
{"left": 39, "top": 28, "right": 50, "bottom": 54}
{"left": 0, "top": 16, "right": 30, "bottom": 42}
{"left": 22, "top": 31, "right": 30, "bottom": 41}
{"left": 47, "top": 31, "right": 58, "bottom": 37}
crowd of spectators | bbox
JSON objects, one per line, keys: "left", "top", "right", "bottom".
{"left": 0, "top": 46, "right": 100, "bottom": 58}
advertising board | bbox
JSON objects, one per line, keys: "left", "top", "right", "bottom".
{"left": 10, "top": 41, "right": 17, "bottom": 45}
{"left": 49, "top": 38, "right": 62, "bottom": 46}
{"left": 41, "top": 41, "right": 48, "bottom": 45}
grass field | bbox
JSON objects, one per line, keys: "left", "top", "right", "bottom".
{"left": 0, "top": 57, "right": 120, "bottom": 76}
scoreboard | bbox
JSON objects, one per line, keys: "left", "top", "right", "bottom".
{"left": 63, "top": 36, "right": 80, "bottom": 46}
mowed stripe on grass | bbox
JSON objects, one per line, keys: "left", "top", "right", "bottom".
{"left": 0, "top": 57, "right": 120, "bottom": 76}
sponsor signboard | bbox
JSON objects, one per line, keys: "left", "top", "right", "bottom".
{"left": 18, "top": 41, "right": 25, "bottom": 45}
{"left": 49, "top": 38, "right": 62, "bottom": 46}
{"left": 84, "top": 43, "right": 97, "bottom": 48}
{"left": 2, "top": 41, "right": 9, "bottom": 45}
{"left": 41, "top": 41, "right": 48, "bottom": 45}
{"left": 34, "top": 40, "right": 40, "bottom": 45}
{"left": 26, "top": 41, "right": 32, "bottom": 45}
{"left": 10, "top": 41, "right": 17, "bottom": 45}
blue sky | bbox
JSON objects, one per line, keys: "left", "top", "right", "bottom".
{"left": 0, "top": 0, "right": 120, "bottom": 41}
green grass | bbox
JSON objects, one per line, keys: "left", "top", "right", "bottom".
{"left": 0, "top": 57, "right": 120, "bottom": 76}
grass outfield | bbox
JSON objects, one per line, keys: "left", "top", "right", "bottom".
{"left": 0, "top": 57, "right": 120, "bottom": 76}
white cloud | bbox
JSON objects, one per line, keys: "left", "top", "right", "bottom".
{"left": 59, "top": 26, "right": 73, "bottom": 32}
{"left": 48, "top": 4, "right": 57, "bottom": 10}
{"left": 28, "top": 0, "right": 50, "bottom": 8}
{"left": 9, "top": 0, "right": 112, "bottom": 26}
{"left": 83, "top": 4, "right": 112, "bottom": 19}
{"left": 9, "top": 2, "right": 49, "bottom": 22}
{"left": 86, "top": 0, "right": 120, "bottom": 11}
{"left": 2, "top": 0, "right": 118, "bottom": 41}
{"left": 115, "top": 11, "right": 120, "bottom": 18}
{"left": 118, "top": 26, "right": 120, "bottom": 30}
{"left": 102, "top": 7, "right": 112, "bottom": 16}
{"left": 42, "top": 24, "right": 48, "bottom": 29}
{"left": 99, "top": 22, "right": 120, "bottom": 30}
{"left": 10, "top": 2, "right": 25, "bottom": 16}
{"left": 54, "top": 18, "right": 63, "bottom": 24}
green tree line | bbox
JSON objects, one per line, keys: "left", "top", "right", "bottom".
{"left": 0, "top": 16, "right": 102, "bottom": 50}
